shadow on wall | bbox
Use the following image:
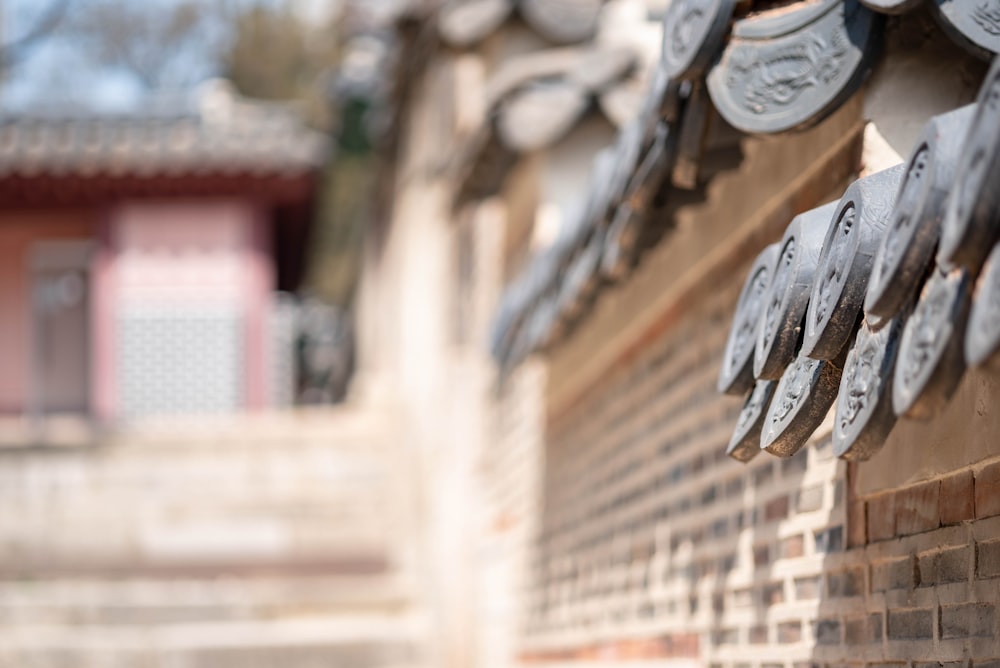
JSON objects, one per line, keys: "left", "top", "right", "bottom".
{"left": 700, "top": 432, "right": 842, "bottom": 666}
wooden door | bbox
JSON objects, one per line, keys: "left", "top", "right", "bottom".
{"left": 29, "top": 241, "right": 93, "bottom": 416}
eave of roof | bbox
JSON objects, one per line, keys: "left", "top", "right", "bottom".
{"left": 0, "top": 81, "right": 329, "bottom": 183}
{"left": 438, "top": 0, "right": 603, "bottom": 47}
{"left": 487, "top": 0, "right": 1000, "bottom": 465}
{"left": 491, "top": 0, "right": 999, "bottom": 371}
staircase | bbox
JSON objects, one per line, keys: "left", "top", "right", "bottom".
{"left": 0, "top": 409, "right": 426, "bottom": 668}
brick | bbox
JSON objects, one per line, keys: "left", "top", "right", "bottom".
{"left": 754, "top": 543, "right": 770, "bottom": 567}
{"left": 844, "top": 613, "right": 882, "bottom": 647}
{"left": 659, "top": 632, "right": 698, "bottom": 658}
{"left": 815, "top": 618, "right": 841, "bottom": 645}
{"left": 797, "top": 484, "right": 824, "bottom": 513}
{"left": 782, "top": 452, "right": 808, "bottom": 474}
{"left": 813, "top": 437, "right": 833, "bottom": 460}
{"left": 827, "top": 566, "right": 864, "bottom": 597}
{"left": 896, "top": 480, "right": 940, "bottom": 536}
{"left": 939, "top": 470, "right": 975, "bottom": 525}
{"left": 765, "top": 495, "right": 790, "bottom": 522}
{"left": 795, "top": 575, "right": 821, "bottom": 600}
{"left": 869, "top": 613, "right": 884, "bottom": 642}
{"left": 762, "top": 581, "right": 784, "bottom": 606}
{"left": 876, "top": 556, "right": 917, "bottom": 590}
{"left": 815, "top": 526, "right": 844, "bottom": 553}
{"left": 777, "top": 621, "right": 801, "bottom": 643}
{"left": 711, "top": 628, "right": 738, "bottom": 645}
{"left": 940, "top": 602, "right": 996, "bottom": 639}
{"left": 887, "top": 608, "right": 934, "bottom": 640}
{"left": 918, "top": 546, "right": 970, "bottom": 587}
{"left": 976, "top": 539, "right": 1000, "bottom": 579}
{"left": 844, "top": 617, "right": 869, "bottom": 645}
{"left": 848, "top": 499, "right": 867, "bottom": 548}
{"left": 975, "top": 460, "right": 1000, "bottom": 518}
{"left": 732, "top": 587, "right": 753, "bottom": 606}
{"left": 719, "top": 553, "right": 736, "bottom": 573}
{"left": 701, "top": 485, "right": 718, "bottom": 506}
{"left": 868, "top": 493, "right": 896, "bottom": 542}
{"left": 781, "top": 534, "right": 804, "bottom": 559}
{"left": 754, "top": 464, "right": 775, "bottom": 487}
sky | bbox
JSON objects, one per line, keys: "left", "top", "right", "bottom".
{"left": 0, "top": 0, "right": 341, "bottom": 112}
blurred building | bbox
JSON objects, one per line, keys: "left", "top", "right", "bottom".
{"left": 353, "top": 0, "right": 1000, "bottom": 667}
{"left": 0, "top": 80, "right": 425, "bottom": 668}
{"left": 0, "top": 80, "right": 325, "bottom": 427}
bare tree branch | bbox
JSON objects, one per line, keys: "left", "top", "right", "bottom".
{"left": 0, "top": 0, "right": 71, "bottom": 73}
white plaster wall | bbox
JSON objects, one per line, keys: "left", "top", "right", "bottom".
{"left": 536, "top": 115, "right": 618, "bottom": 250}
{"left": 862, "top": 15, "right": 986, "bottom": 171}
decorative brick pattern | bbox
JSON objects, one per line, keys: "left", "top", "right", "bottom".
{"left": 527, "top": 269, "right": 850, "bottom": 666}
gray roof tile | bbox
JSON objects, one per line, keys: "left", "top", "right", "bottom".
{"left": 0, "top": 81, "right": 328, "bottom": 178}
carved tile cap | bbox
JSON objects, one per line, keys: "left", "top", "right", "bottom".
{"left": 761, "top": 348, "right": 846, "bottom": 458}
{"left": 864, "top": 104, "right": 976, "bottom": 325}
{"left": 728, "top": 379, "right": 776, "bottom": 462}
{"left": 833, "top": 315, "right": 904, "bottom": 461}
{"left": 938, "top": 57, "right": 1000, "bottom": 272}
{"left": 719, "top": 243, "right": 780, "bottom": 395}
{"left": 892, "top": 266, "right": 971, "bottom": 420}
{"left": 706, "top": 0, "right": 883, "bottom": 134}
{"left": 932, "top": 0, "right": 1000, "bottom": 60}
{"left": 753, "top": 201, "right": 838, "bottom": 381}
{"left": 802, "top": 164, "right": 905, "bottom": 360}
{"left": 965, "top": 242, "right": 1000, "bottom": 368}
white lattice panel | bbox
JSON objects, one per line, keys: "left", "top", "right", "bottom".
{"left": 118, "top": 307, "right": 244, "bottom": 418}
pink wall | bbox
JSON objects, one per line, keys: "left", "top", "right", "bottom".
{"left": 0, "top": 212, "right": 96, "bottom": 414}
{"left": 98, "top": 201, "right": 272, "bottom": 417}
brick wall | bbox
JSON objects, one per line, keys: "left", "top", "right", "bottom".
{"left": 521, "top": 249, "right": 1000, "bottom": 666}
{"left": 810, "top": 461, "right": 1000, "bottom": 665}
{"left": 478, "top": 360, "right": 548, "bottom": 668}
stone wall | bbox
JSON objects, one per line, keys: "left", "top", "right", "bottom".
{"left": 523, "top": 236, "right": 1000, "bottom": 667}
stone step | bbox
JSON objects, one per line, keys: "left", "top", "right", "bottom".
{"left": 0, "top": 574, "right": 415, "bottom": 626}
{"left": 0, "top": 612, "right": 424, "bottom": 668}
